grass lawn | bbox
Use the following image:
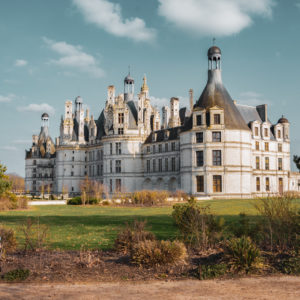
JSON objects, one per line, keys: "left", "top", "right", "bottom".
{"left": 0, "top": 198, "right": 299, "bottom": 250}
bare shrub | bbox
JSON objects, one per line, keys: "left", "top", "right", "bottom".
{"left": 132, "top": 190, "right": 169, "bottom": 206}
{"left": 115, "top": 220, "right": 155, "bottom": 254}
{"left": 20, "top": 218, "right": 49, "bottom": 251}
{"left": 76, "top": 246, "right": 102, "bottom": 268}
{"left": 0, "top": 227, "right": 17, "bottom": 258}
{"left": 173, "top": 190, "right": 188, "bottom": 202}
{"left": 17, "top": 197, "right": 28, "bottom": 209}
{"left": 131, "top": 240, "right": 187, "bottom": 267}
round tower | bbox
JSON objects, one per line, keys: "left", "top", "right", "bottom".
{"left": 124, "top": 72, "right": 134, "bottom": 102}
{"left": 208, "top": 46, "right": 221, "bottom": 70}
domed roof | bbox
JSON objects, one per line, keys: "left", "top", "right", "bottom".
{"left": 75, "top": 96, "right": 83, "bottom": 104}
{"left": 124, "top": 74, "right": 134, "bottom": 84}
{"left": 41, "top": 113, "right": 49, "bottom": 119}
{"left": 208, "top": 46, "right": 221, "bottom": 56}
{"left": 278, "top": 116, "right": 289, "bottom": 124}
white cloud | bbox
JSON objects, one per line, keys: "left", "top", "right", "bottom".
{"left": 72, "top": 0, "right": 156, "bottom": 42}
{"left": 0, "top": 146, "right": 18, "bottom": 151}
{"left": 17, "top": 103, "right": 55, "bottom": 115}
{"left": 237, "top": 91, "right": 271, "bottom": 106}
{"left": 0, "top": 94, "right": 16, "bottom": 103}
{"left": 43, "top": 37, "right": 104, "bottom": 78}
{"left": 14, "top": 59, "right": 28, "bottom": 67}
{"left": 158, "top": 0, "right": 275, "bottom": 36}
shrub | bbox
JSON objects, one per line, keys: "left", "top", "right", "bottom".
{"left": 225, "top": 236, "right": 262, "bottom": 274}
{"left": 0, "top": 227, "right": 17, "bottom": 257}
{"left": 67, "top": 196, "right": 100, "bottom": 205}
{"left": 275, "top": 256, "right": 300, "bottom": 275}
{"left": 131, "top": 239, "right": 187, "bottom": 267}
{"left": 115, "top": 220, "right": 155, "bottom": 254}
{"left": 76, "top": 246, "right": 102, "bottom": 268}
{"left": 2, "top": 269, "right": 30, "bottom": 281}
{"left": 197, "top": 263, "right": 227, "bottom": 280}
{"left": 132, "top": 190, "right": 169, "bottom": 206}
{"left": 17, "top": 197, "right": 28, "bottom": 209}
{"left": 101, "top": 200, "right": 110, "bottom": 206}
{"left": 172, "top": 198, "right": 225, "bottom": 250}
{"left": 231, "top": 213, "right": 258, "bottom": 239}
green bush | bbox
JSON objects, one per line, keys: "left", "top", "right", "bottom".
{"left": 225, "top": 236, "right": 262, "bottom": 274}
{"left": 198, "top": 263, "right": 227, "bottom": 280}
{"left": 2, "top": 269, "right": 30, "bottom": 281}
{"left": 131, "top": 239, "right": 187, "bottom": 267}
{"left": 275, "top": 256, "right": 300, "bottom": 275}
{"left": 172, "top": 198, "right": 224, "bottom": 250}
{"left": 0, "top": 227, "right": 17, "bottom": 256}
{"left": 115, "top": 220, "right": 155, "bottom": 254}
{"left": 67, "top": 196, "right": 100, "bottom": 205}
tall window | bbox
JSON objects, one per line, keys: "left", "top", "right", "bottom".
{"left": 212, "top": 150, "right": 221, "bottom": 166}
{"left": 118, "top": 113, "right": 124, "bottom": 124}
{"left": 256, "top": 177, "right": 260, "bottom": 191}
{"left": 115, "top": 160, "right": 121, "bottom": 173}
{"left": 171, "top": 142, "right": 176, "bottom": 151}
{"left": 264, "top": 128, "right": 269, "bottom": 137}
{"left": 266, "top": 177, "right": 270, "bottom": 191}
{"left": 146, "top": 160, "right": 150, "bottom": 173}
{"left": 255, "top": 127, "right": 259, "bottom": 136}
{"left": 255, "top": 141, "right": 260, "bottom": 151}
{"left": 110, "top": 160, "right": 113, "bottom": 173}
{"left": 278, "top": 158, "right": 283, "bottom": 170}
{"left": 109, "top": 179, "right": 113, "bottom": 193}
{"left": 152, "top": 145, "right": 155, "bottom": 153}
{"left": 171, "top": 157, "right": 176, "bottom": 171}
{"left": 153, "top": 159, "right": 156, "bottom": 172}
{"left": 196, "top": 176, "right": 204, "bottom": 192}
{"left": 213, "top": 175, "right": 222, "bottom": 192}
{"left": 214, "top": 114, "right": 221, "bottom": 125}
{"left": 116, "top": 142, "right": 121, "bottom": 155}
{"left": 196, "top": 115, "right": 202, "bottom": 126}
{"left": 196, "top": 151, "right": 204, "bottom": 167}
{"left": 110, "top": 143, "right": 113, "bottom": 155}
{"left": 256, "top": 156, "right": 260, "bottom": 170}
{"left": 212, "top": 131, "right": 221, "bottom": 142}
{"left": 265, "top": 157, "right": 269, "bottom": 170}
{"left": 277, "top": 130, "right": 281, "bottom": 138}
{"left": 165, "top": 143, "right": 168, "bottom": 152}
{"left": 278, "top": 143, "right": 282, "bottom": 152}
{"left": 165, "top": 158, "right": 168, "bottom": 171}
{"left": 147, "top": 146, "right": 150, "bottom": 154}
{"left": 265, "top": 142, "right": 269, "bottom": 151}
{"left": 158, "top": 144, "right": 162, "bottom": 153}
{"left": 196, "top": 132, "right": 203, "bottom": 143}
{"left": 71, "top": 171, "right": 74, "bottom": 177}
{"left": 158, "top": 159, "right": 162, "bottom": 172}
{"left": 115, "top": 179, "right": 121, "bottom": 192}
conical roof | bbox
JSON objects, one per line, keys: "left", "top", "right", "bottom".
{"left": 195, "top": 69, "right": 249, "bottom": 131}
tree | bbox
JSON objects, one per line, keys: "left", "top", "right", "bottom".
{"left": 293, "top": 155, "right": 300, "bottom": 173}
{"left": 0, "top": 164, "right": 12, "bottom": 195}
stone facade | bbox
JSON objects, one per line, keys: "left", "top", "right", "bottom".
{"left": 25, "top": 46, "right": 300, "bottom": 198}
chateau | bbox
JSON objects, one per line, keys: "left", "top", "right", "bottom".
{"left": 25, "top": 46, "right": 300, "bottom": 198}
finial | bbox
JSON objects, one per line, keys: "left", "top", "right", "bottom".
{"left": 213, "top": 37, "right": 216, "bottom": 45}
{"left": 128, "top": 65, "right": 131, "bottom": 75}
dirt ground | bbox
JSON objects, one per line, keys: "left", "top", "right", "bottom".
{"left": 0, "top": 276, "right": 299, "bottom": 300}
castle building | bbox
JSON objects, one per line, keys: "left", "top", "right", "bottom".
{"left": 25, "top": 46, "right": 300, "bottom": 198}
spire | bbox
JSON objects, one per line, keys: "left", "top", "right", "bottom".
{"left": 141, "top": 74, "right": 149, "bottom": 93}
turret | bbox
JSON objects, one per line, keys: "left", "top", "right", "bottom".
{"left": 124, "top": 72, "right": 134, "bottom": 102}
{"left": 107, "top": 85, "right": 115, "bottom": 105}
{"left": 75, "top": 96, "right": 85, "bottom": 143}
{"left": 162, "top": 106, "right": 170, "bottom": 129}
{"left": 169, "top": 97, "right": 180, "bottom": 128}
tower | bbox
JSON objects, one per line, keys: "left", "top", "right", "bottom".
{"left": 162, "top": 106, "right": 170, "bottom": 129}
{"left": 75, "top": 96, "right": 85, "bottom": 143}
{"left": 107, "top": 85, "right": 115, "bottom": 105}
{"left": 169, "top": 97, "right": 180, "bottom": 128}
{"left": 40, "top": 113, "right": 49, "bottom": 137}
{"left": 140, "top": 75, "right": 149, "bottom": 98}
{"left": 124, "top": 71, "right": 134, "bottom": 102}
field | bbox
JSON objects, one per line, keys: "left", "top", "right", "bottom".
{"left": 0, "top": 198, "right": 298, "bottom": 250}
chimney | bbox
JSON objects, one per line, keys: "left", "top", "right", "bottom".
{"left": 189, "top": 89, "right": 194, "bottom": 112}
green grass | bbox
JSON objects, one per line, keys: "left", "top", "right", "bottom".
{"left": 0, "top": 198, "right": 298, "bottom": 250}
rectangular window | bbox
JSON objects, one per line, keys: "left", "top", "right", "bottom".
{"left": 278, "top": 130, "right": 281, "bottom": 138}
{"left": 255, "top": 127, "right": 259, "bottom": 136}
{"left": 115, "top": 179, "right": 121, "bottom": 192}
{"left": 264, "top": 128, "right": 269, "bottom": 137}
{"left": 71, "top": 171, "right": 74, "bottom": 177}
{"left": 256, "top": 141, "right": 260, "bottom": 151}
{"left": 147, "top": 146, "right": 150, "bottom": 154}
{"left": 118, "top": 128, "right": 124, "bottom": 135}
{"left": 278, "top": 158, "right": 283, "bottom": 171}
{"left": 152, "top": 145, "right": 155, "bottom": 153}
{"left": 72, "top": 156, "right": 74, "bottom": 161}
{"left": 159, "top": 144, "right": 162, "bottom": 153}
{"left": 110, "top": 143, "right": 113, "bottom": 155}
{"left": 109, "top": 179, "right": 112, "bottom": 193}
{"left": 196, "top": 176, "right": 204, "bottom": 192}
{"left": 212, "top": 150, "right": 222, "bottom": 166}
{"left": 159, "top": 159, "right": 162, "bottom": 172}
{"left": 256, "top": 156, "right": 260, "bottom": 170}
{"left": 165, "top": 158, "right": 168, "bottom": 171}
{"left": 100, "top": 164, "right": 103, "bottom": 176}
{"left": 196, "top": 115, "right": 202, "bottom": 126}
{"left": 196, "top": 151, "right": 204, "bottom": 167}
{"left": 266, "top": 177, "right": 270, "bottom": 191}
{"left": 214, "top": 114, "right": 221, "bottom": 125}
{"left": 278, "top": 143, "right": 282, "bottom": 152}
{"left": 265, "top": 142, "right": 269, "bottom": 151}
{"left": 213, "top": 175, "right": 222, "bottom": 192}
{"left": 171, "top": 157, "right": 176, "bottom": 171}
{"left": 256, "top": 177, "right": 260, "bottom": 191}
{"left": 265, "top": 157, "right": 269, "bottom": 170}
{"left": 115, "top": 160, "right": 121, "bottom": 173}
{"left": 165, "top": 143, "right": 168, "bottom": 152}
{"left": 116, "top": 142, "right": 121, "bottom": 155}
{"left": 118, "top": 113, "right": 124, "bottom": 124}
{"left": 146, "top": 160, "right": 150, "bottom": 173}
{"left": 196, "top": 132, "right": 203, "bottom": 143}
{"left": 110, "top": 160, "right": 113, "bottom": 173}
{"left": 153, "top": 159, "right": 156, "bottom": 172}
{"left": 212, "top": 131, "right": 221, "bottom": 142}
{"left": 171, "top": 142, "right": 176, "bottom": 151}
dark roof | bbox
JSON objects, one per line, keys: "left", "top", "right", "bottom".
{"left": 144, "top": 127, "right": 181, "bottom": 144}
{"left": 278, "top": 116, "right": 289, "bottom": 124}
{"left": 127, "top": 100, "right": 138, "bottom": 129}
{"left": 41, "top": 113, "right": 49, "bottom": 118}
{"left": 235, "top": 104, "right": 262, "bottom": 125}
{"left": 96, "top": 110, "right": 106, "bottom": 139}
{"left": 208, "top": 46, "right": 221, "bottom": 56}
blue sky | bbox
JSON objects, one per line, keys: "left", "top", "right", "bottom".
{"left": 0, "top": 0, "right": 300, "bottom": 176}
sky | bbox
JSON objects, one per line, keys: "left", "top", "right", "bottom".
{"left": 0, "top": 0, "right": 300, "bottom": 176}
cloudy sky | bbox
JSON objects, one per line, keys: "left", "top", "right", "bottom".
{"left": 1, "top": 0, "right": 300, "bottom": 176}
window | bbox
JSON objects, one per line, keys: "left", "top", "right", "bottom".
{"left": 147, "top": 146, "right": 150, "bottom": 154}
{"left": 255, "top": 141, "right": 260, "bottom": 151}
{"left": 153, "top": 159, "right": 156, "bottom": 172}
{"left": 33, "top": 160, "right": 36, "bottom": 165}
{"left": 116, "top": 142, "right": 121, "bottom": 155}
{"left": 196, "top": 132, "right": 203, "bottom": 143}
{"left": 152, "top": 145, "right": 155, "bottom": 153}
{"left": 266, "top": 177, "right": 270, "bottom": 191}
{"left": 255, "top": 127, "right": 259, "bottom": 136}
{"left": 110, "top": 160, "right": 113, "bottom": 173}
{"left": 165, "top": 143, "right": 168, "bottom": 152}
{"left": 100, "top": 164, "right": 103, "bottom": 176}
{"left": 171, "top": 142, "right": 176, "bottom": 151}
{"left": 214, "top": 114, "right": 221, "bottom": 125}
{"left": 212, "top": 131, "right": 221, "bottom": 142}
{"left": 165, "top": 158, "right": 168, "bottom": 171}
{"left": 118, "top": 128, "right": 124, "bottom": 135}
{"left": 278, "top": 130, "right": 281, "bottom": 138}
{"left": 171, "top": 157, "right": 176, "bottom": 171}
{"left": 212, "top": 150, "right": 221, "bottom": 166}
{"left": 115, "top": 160, "right": 121, "bottom": 173}
{"left": 265, "top": 142, "right": 269, "bottom": 151}
{"left": 71, "top": 171, "right": 74, "bottom": 177}
{"left": 264, "top": 128, "right": 269, "bottom": 137}
{"left": 115, "top": 179, "right": 121, "bottom": 192}
{"left": 278, "top": 158, "right": 283, "bottom": 170}
{"left": 146, "top": 160, "right": 150, "bottom": 173}
{"left": 110, "top": 143, "right": 113, "bottom": 155}
{"left": 278, "top": 143, "right": 282, "bottom": 152}
{"left": 256, "top": 177, "right": 260, "bottom": 191}
{"left": 196, "top": 176, "right": 204, "bottom": 192}
{"left": 265, "top": 157, "right": 269, "bottom": 170}
{"left": 118, "top": 113, "right": 124, "bottom": 124}
{"left": 196, "top": 115, "right": 202, "bottom": 126}
{"left": 256, "top": 157, "right": 260, "bottom": 170}
{"left": 72, "top": 156, "right": 74, "bottom": 161}
{"left": 159, "top": 159, "right": 162, "bottom": 172}
{"left": 213, "top": 175, "right": 222, "bottom": 192}
{"left": 109, "top": 179, "right": 113, "bottom": 193}
{"left": 196, "top": 151, "right": 204, "bottom": 167}
{"left": 159, "top": 144, "right": 162, "bottom": 153}
{"left": 71, "top": 187, "right": 74, "bottom": 192}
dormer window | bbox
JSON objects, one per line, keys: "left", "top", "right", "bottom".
{"left": 264, "top": 128, "right": 269, "bottom": 137}
{"left": 118, "top": 113, "right": 124, "bottom": 124}
{"left": 196, "top": 115, "right": 202, "bottom": 126}
{"left": 278, "top": 130, "right": 281, "bottom": 139}
{"left": 255, "top": 127, "right": 259, "bottom": 136}
{"left": 214, "top": 114, "right": 221, "bottom": 125}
